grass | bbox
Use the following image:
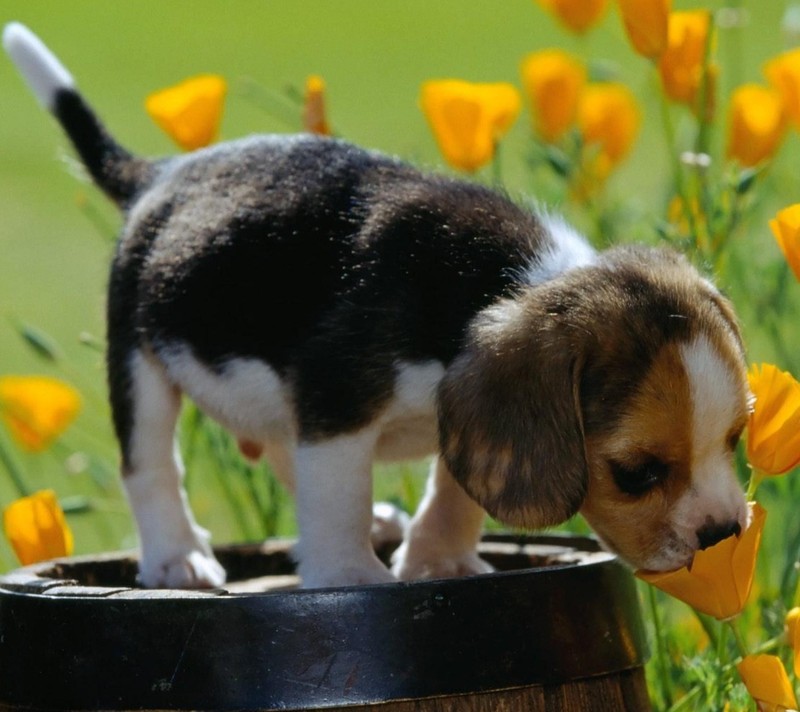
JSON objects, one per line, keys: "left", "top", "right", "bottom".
{"left": 3, "top": 2, "right": 800, "bottom": 709}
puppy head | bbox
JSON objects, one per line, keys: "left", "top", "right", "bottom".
{"left": 438, "top": 246, "right": 750, "bottom": 571}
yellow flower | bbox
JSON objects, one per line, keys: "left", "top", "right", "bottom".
{"left": 726, "top": 84, "right": 787, "bottom": 168}
{"left": 577, "top": 82, "right": 641, "bottom": 181}
{"left": 617, "top": 0, "right": 670, "bottom": 60}
{"left": 770, "top": 204, "right": 800, "bottom": 283}
{"left": 520, "top": 49, "right": 586, "bottom": 143}
{"left": 3, "top": 490, "right": 74, "bottom": 565}
{"left": 535, "top": 0, "right": 609, "bottom": 35}
{"left": 786, "top": 607, "right": 800, "bottom": 676}
{"left": 420, "top": 79, "right": 521, "bottom": 173}
{"left": 637, "top": 502, "right": 766, "bottom": 620}
{"left": 658, "top": 11, "right": 713, "bottom": 109}
{"left": 765, "top": 49, "right": 800, "bottom": 130}
{"left": 736, "top": 655, "right": 798, "bottom": 712}
{"left": 747, "top": 363, "right": 800, "bottom": 475}
{"left": 0, "top": 375, "right": 81, "bottom": 453}
{"left": 302, "top": 74, "right": 332, "bottom": 136}
{"left": 145, "top": 75, "right": 227, "bottom": 151}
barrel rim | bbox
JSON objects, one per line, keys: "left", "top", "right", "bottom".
{"left": 0, "top": 533, "right": 649, "bottom": 711}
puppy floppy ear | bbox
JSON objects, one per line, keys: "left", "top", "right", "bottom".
{"left": 437, "top": 292, "right": 588, "bottom": 529}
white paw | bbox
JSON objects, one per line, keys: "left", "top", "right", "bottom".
{"left": 392, "top": 542, "right": 494, "bottom": 581}
{"left": 298, "top": 555, "right": 396, "bottom": 588}
{"left": 370, "top": 502, "right": 410, "bottom": 548}
{"left": 139, "top": 549, "right": 226, "bottom": 589}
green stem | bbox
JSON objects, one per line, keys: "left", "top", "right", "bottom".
{"left": 491, "top": 140, "right": 504, "bottom": 190}
{"left": 746, "top": 469, "right": 764, "bottom": 501}
{"left": 727, "top": 617, "right": 749, "bottom": 659}
{"left": 659, "top": 92, "right": 701, "bottom": 251}
{"left": 648, "top": 584, "right": 675, "bottom": 708}
{"left": 716, "top": 617, "right": 729, "bottom": 660}
{"left": 666, "top": 632, "right": 784, "bottom": 712}
{"left": 667, "top": 685, "right": 702, "bottom": 712}
{"left": 694, "top": 10, "right": 716, "bottom": 159}
{"left": 0, "top": 434, "right": 30, "bottom": 497}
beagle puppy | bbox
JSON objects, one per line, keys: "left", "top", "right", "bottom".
{"left": 4, "top": 24, "right": 751, "bottom": 589}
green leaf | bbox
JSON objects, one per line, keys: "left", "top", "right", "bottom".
{"left": 14, "top": 322, "right": 63, "bottom": 363}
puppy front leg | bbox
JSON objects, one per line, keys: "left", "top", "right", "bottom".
{"left": 294, "top": 429, "right": 395, "bottom": 587}
{"left": 121, "top": 352, "right": 226, "bottom": 589}
{"left": 392, "top": 457, "right": 493, "bottom": 581}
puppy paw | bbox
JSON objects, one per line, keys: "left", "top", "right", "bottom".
{"left": 139, "top": 549, "right": 227, "bottom": 589}
{"left": 298, "top": 556, "right": 396, "bottom": 588}
{"left": 370, "top": 501, "right": 410, "bottom": 548}
{"left": 392, "top": 543, "right": 494, "bottom": 581}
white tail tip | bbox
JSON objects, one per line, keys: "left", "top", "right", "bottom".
{"left": 3, "top": 22, "right": 75, "bottom": 109}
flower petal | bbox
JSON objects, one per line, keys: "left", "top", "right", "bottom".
{"left": 520, "top": 49, "right": 586, "bottom": 143}
{"left": 3, "top": 490, "right": 74, "bottom": 565}
{"left": 737, "top": 655, "right": 798, "bottom": 712}
{"left": 747, "top": 364, "right": 800, "bottom": 474}
{"left": 0, "top": 375, "right": 81, "bottom": 453}
{"left": 577, "top": 82, "right": 641, "bottom": 180}
{"left": 658, "top": 10, "right": 713, "bottom": 109}
{"left": 637, "top": 503, "right": 764, "bottom": 620}
{"left": 421, "top": 79, "right": 520, "bottom": 172}
{"left": 303, "top": 74, "right": 332, "bottom": 136}
{"left": 617, "top": 0, "right": 670, "bottom": 59}
{"left": 786, "top": 607, "right": 800, "bottom": 677}
{"left": 765, "top": 48, "right": 800, "bottom": 130}
{"left": 536, "top": 0, "right": 609, "bottom": 35}
{"left": 145, "top": 75, "right": 227, "bottom": 151}
{"left": 770, "top": 204, "right": 800, "bottom": 283}
{"left": 726, "top": 84, "right": 787, "bottom": 167}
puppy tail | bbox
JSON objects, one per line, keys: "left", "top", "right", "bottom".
{"left": 3, "top": 22, "right": 153, "bottom": 206}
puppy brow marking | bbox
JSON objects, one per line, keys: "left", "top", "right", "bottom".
{"left": 676, "top": 334, "right": 748, "bottom": 531}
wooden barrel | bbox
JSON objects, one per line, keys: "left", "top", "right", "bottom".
{"left": 0, "top": 534, "right": 650, "bottom": 711}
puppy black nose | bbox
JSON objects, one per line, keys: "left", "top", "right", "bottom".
{"left": 696, "top": 520, "right": 742, "bottom": 550}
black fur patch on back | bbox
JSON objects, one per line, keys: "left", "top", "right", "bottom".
{"left": 115, "top": 136, "right": 549, "bottom": 439}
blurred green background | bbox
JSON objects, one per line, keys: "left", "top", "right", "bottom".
{"left": 1, "top": 1, "right": 799, "bottom": 567}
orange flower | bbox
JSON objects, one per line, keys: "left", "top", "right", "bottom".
{"left": 765, "top": 48, "right": 800, "bottom": 130}
{"left": 0, "top": 375, "right": 81, "bottom": 453}
{"left": 617, "top": 0, "right": 670, "bottom": 60}
{"left": 420, "top": 79, "right": 521, "bottom": 172}
{"left": 786, "top": 607, "right": 800, "bottom": 676}
{"left": 577, "top": 82, "right": 641, "bottom": 180}
{"left": 747, "top": 363, "right": 800, "bottom": 475}
{"left": 520, "top": 49, "right": 586, "bottom": 143}
{"left": 658, "top": 11, "right": 713, "bottom": 109}
{"left": 726, "top": 84, "right": 787, "bottom": 167}
{"left": 535, "top": 0, "right": 609, "bottom": 35}
{"left": 637, "top": 502, "right": 765, "bottom": 620}
{"left": 302, "top": 74, "right": 332, "bottom": 136}
{"left": 3, "top": 490, "right": 74, "bottom": 565}
{"left": 145, "top": 74, "right": 227, "bottom": 151}
{"left": 736, "top": 655, "right": 798, "bottom": 712}
{"left": 770, "top": 204, "right": 800, "bottom": 283}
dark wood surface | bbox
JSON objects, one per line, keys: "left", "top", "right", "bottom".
{"left": 0, "top": 535, "right": 651, "bottom": 711}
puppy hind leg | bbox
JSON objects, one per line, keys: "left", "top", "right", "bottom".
{"left": 392, "top": 457, "right": 492, "bottom": 581}
{"left": 294, "top": 429, "right": 396, "bottom": 587}
{"left": 120, "top": 351, "right": 226, "bottom": 588}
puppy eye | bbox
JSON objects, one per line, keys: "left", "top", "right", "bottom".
{"left": 727, "top": 429, "right": 743, "bottom": 452}
{"left": 610, "top": 457, "right": 669, "bottom": 497}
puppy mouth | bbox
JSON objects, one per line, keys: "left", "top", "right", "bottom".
{"left": 595, "top": 529, "right": 696, "bottom": 573}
